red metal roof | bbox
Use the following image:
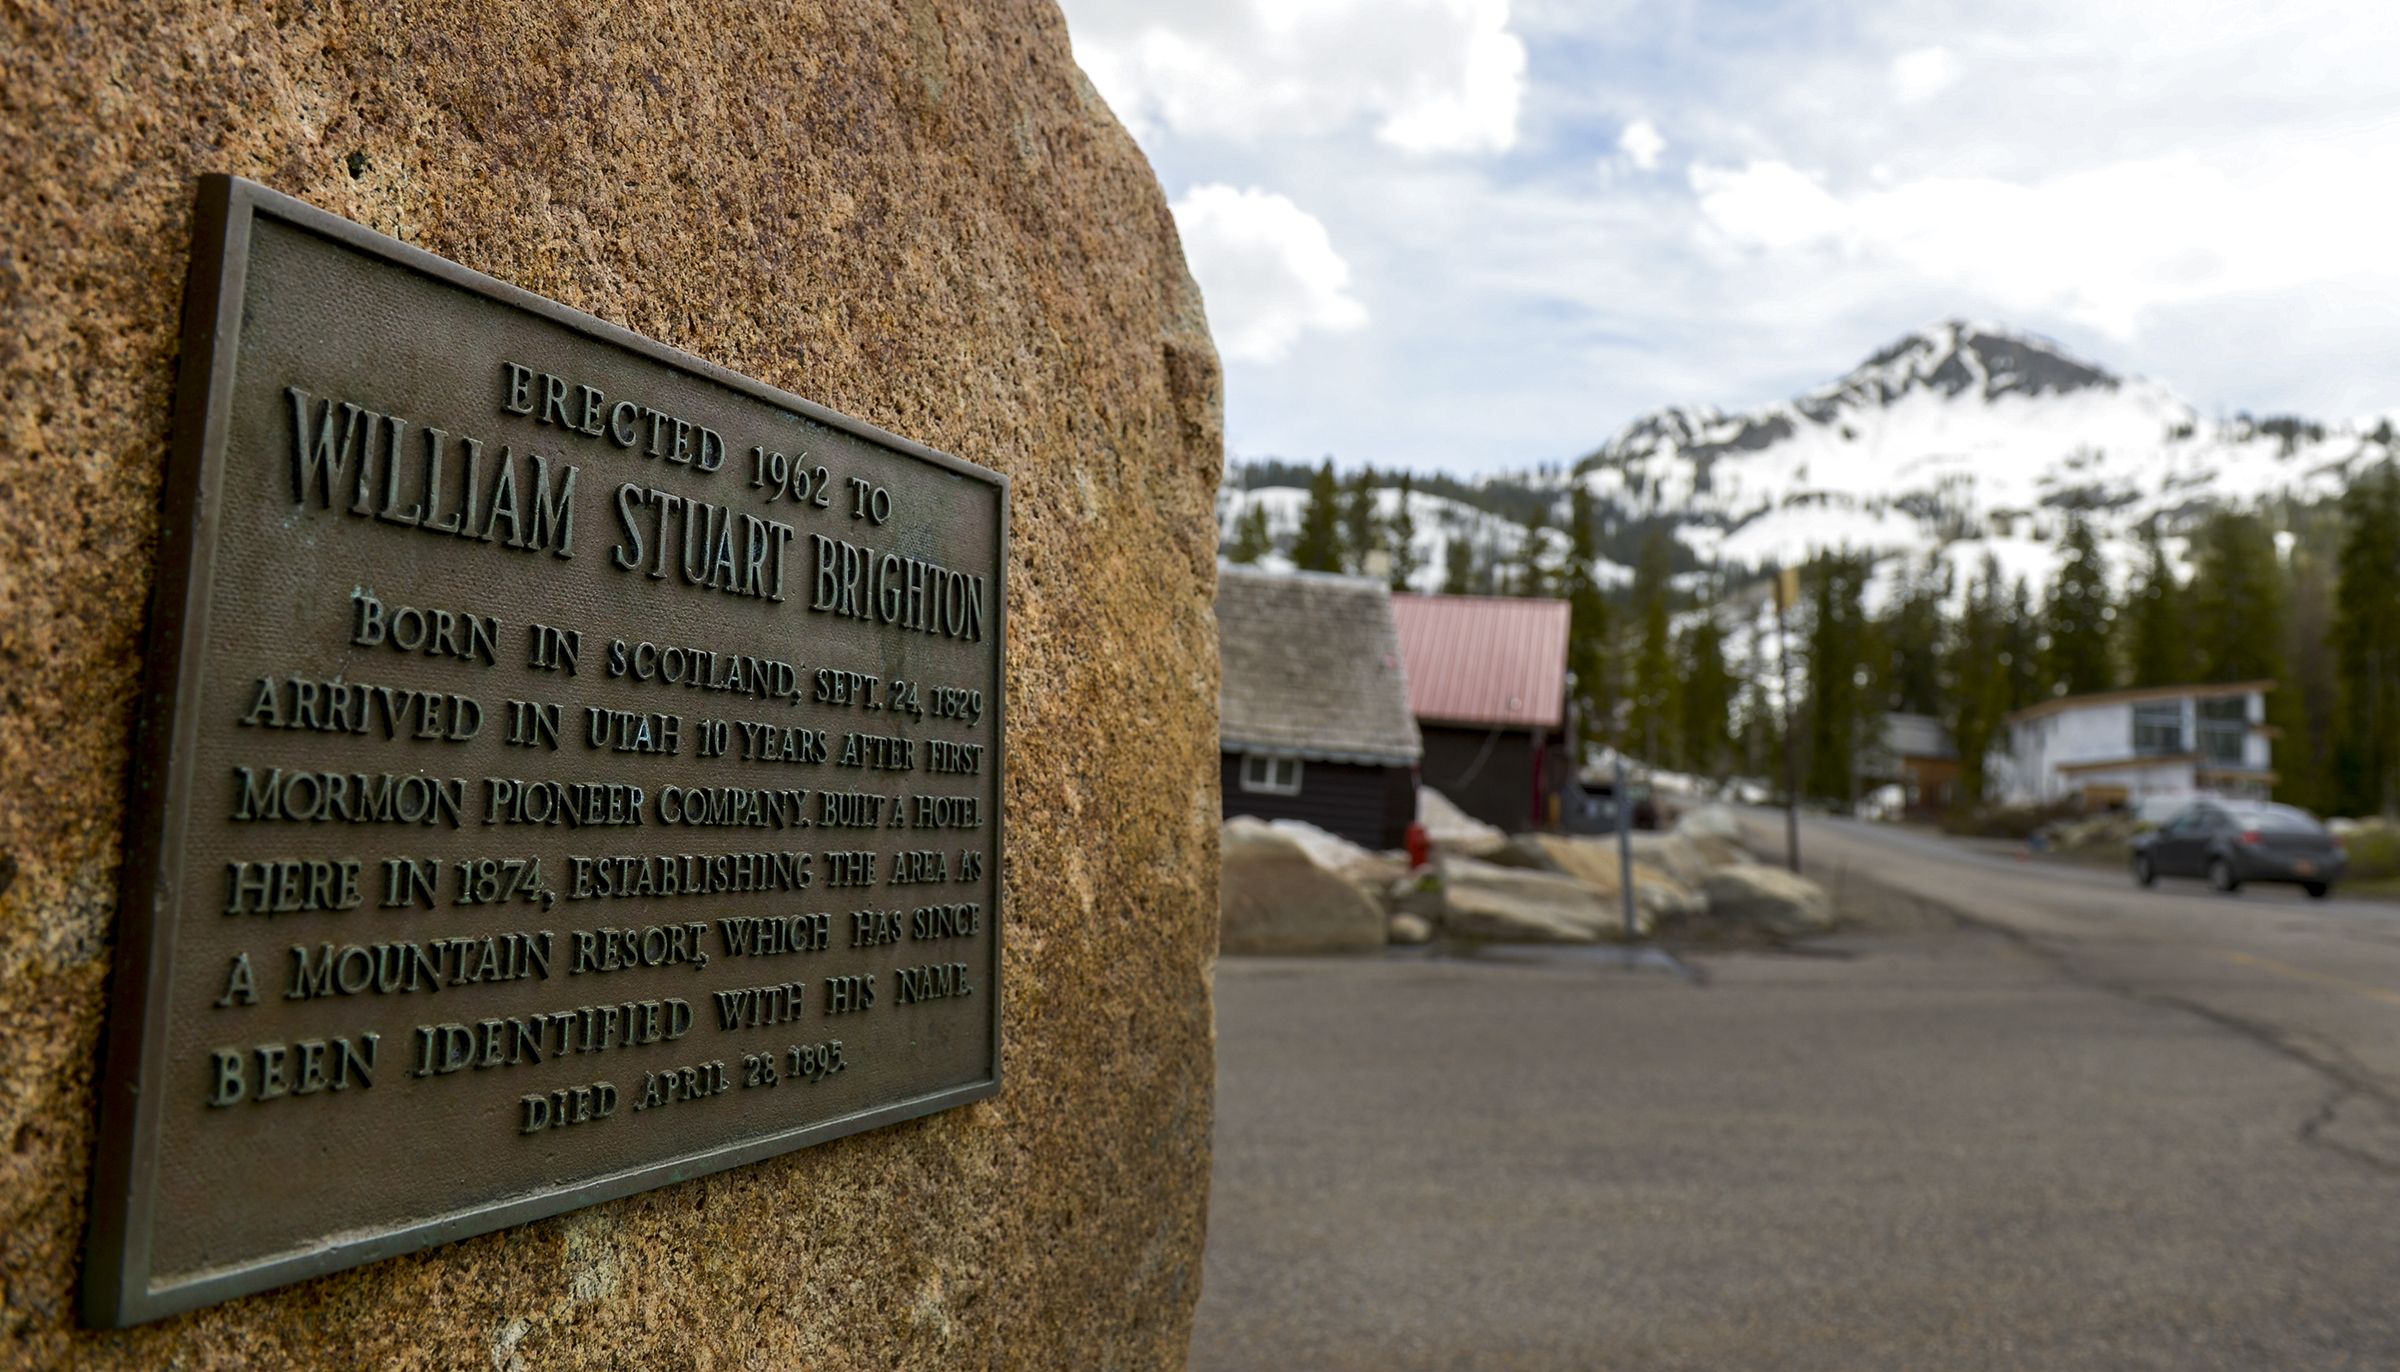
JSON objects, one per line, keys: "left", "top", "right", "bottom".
{"left": 1388, "top": 593, "right": 1570, "bottom": 730}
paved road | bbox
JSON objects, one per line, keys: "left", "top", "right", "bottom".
{"left": 1793, "top": 814, "right": 2400, "bottom": 1141}
{"left": 1188, "top": 816, "right": 2400, "bottom": 1370}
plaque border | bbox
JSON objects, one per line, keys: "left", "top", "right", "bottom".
{"left": 82, "top": 175, "right": 1010, "bottom": 1327}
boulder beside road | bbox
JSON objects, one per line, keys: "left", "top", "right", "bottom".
{"left": 1546, "top": 803, "right": 1834, "bottom": 941}
{"left": 1259, "top": 816, "right": 1410, "bottom": 892}
{"left": 1628, "top": 829, "right": 1753, "bottom": 889}
{"left": 1436, "top": 855, "right": 1648, "bottom": 941}
{"left": 1527, "top": 834, "right": 1706, "bottom": 926}
{"left": 1217, "top": 800, "right": 1841, "bottom": 952}
{"left": 1420, "top": 785, "right": 1508, "bottom": 857}
{"left": 1697, "top": 865, "right": 1837, "bottom": 938}
{"left": 1221, "top": 818, "right": 1388, "bottom": 953}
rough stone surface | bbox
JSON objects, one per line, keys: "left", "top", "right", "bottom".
{"left": 1626, "top": 830, "right": 1751, "bottom": 889}
{"left": 1264, "top": 817, "right": 1409, "bottom": 892}
{"left": 1529, "top": 835, "right": 1706, "bottom": 926}
{"left": 1387, "top": 873, "right": 1445, "bottom": 924}
{"left": 1221, "top": 821, "right": 1387, "bottom": 954}
{"left": 0, "top": 2, "right": 1222, "bottom": 1365}
{"left": 1481, "top": 834, "right": 1566, "bottom": 874}
{"left": 1436, "top": 855, "right": 1646, "bottom": 942}
{"left": 1419, "top": 786, "right": 1505, "bottom": 857}
{"left": 1699, "top": 866, "right": 1839, "bottom": 938}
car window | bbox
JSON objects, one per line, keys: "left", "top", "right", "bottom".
{"left": 2222, "top": 803, "right": 2323, "bottom": 833}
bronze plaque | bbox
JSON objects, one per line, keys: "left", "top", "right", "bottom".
{"left": 84, "top": 177, "right": 1007, "bottom": 1326}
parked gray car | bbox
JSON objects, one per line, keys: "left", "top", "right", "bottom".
{"left": 2132, "top": 800, "right": 2345, "bottom": 897}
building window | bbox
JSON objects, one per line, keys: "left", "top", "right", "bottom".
{"left": 2197, "top": 696, "right": 2248, "bottom": 764}
{"left": 2132, "top": 701, "right": 2183, "bottom": 754}
{"left": 1240, "top": 754, "right": 1302, "bottom": 795}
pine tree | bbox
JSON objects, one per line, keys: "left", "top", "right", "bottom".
{"left": 1226, "top": 500, "right": 1271, "bottom": 565}
{"left": 1627, "top": 526, "right": 1675, "bottom": 765}
{"left": 2336, "top": 465, "right": 2400, "bottom": 815}
{"left": 1340, "top": 465, "right": 1381, "bottom": 574}
{"left": 1441, "top": 533, "right": 1477, "bottom": 594}
{"left": 1513, "top": 503, "right": 1552, "bottom": 598}
{"left": 1678, "top": 600, "right": 1732, "bottom": 777}
{"left": 1386, "top": 474, "right": 1422, "bottom": 590}
{"left": 1803, "top": 550, "right": 1874, "bottom": 804}
{"left": 1879, "top": 554, "right": 1950, "bottom": 715}
{"left": 2188, "top": 509, "right": 2285, "bottom": 684}
{"left": 2042, "top": 512, "right": 2114, "bottom": 697}
{"left": 1733, "top": 604, "right": 1784, "bottom": 787}
{"left": 2125, "top": 518, "right": 2190, "bottom": 687}
{"left": 1562, "top": 485, "right": 1613, "bottom": 756}
{"left": 2279, "top": 505, "right": 2340, "bottom": 815}
{"left": 1290, "top": 461, "right": 1344, "bottom": 573}
{"left": 1999, "top": 578, "right": 2042, "bottom": 712}
{"left": 1948, "top": 557, "right": 2009, "bottom": 805}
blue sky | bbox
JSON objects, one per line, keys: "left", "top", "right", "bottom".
{"left": 1055, "top": 0, "right": 2400, "bottom": 478}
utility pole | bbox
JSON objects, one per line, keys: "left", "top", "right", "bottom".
{"left": 1775, "top": 565, "right": 1801, "bottom": 875}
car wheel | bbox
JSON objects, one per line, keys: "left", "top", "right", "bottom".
{"left": 2208, "top": 858, "right": 2241, "bottom": 893}
{"left": 2305, "top": 882, "right": 2330, "bottom": 900}
{"left": 2134, "top": 854, "right": 2156, "bottom": 887}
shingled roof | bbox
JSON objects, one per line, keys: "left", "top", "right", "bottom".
{"left": 1217, "top": 565, "right": 1422, "bottom": 766}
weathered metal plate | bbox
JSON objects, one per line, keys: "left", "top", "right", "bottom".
{"left": 83, "top": 176, "right": 1007, "bottom": 1326}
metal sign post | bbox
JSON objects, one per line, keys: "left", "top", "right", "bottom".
{"left": 1616, "top": 756, "right": 1637, "bottom": 940}
{"left": 1775, "top": 567, "right": 1802, "bottom": 875}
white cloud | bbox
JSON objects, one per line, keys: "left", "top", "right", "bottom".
{"left": 1061, "top": 0, "right": 1526, "bottom": 154}
{"left": 1616, "top": 117, "right": 1665, "bottom": 171}
{"left": 1689, "top": 137, "right": 2400, "bottom": 338}
{"left": 1053, "top": 0, "right": 2400, "bottom": 475}
{"left": 1687, "top": 160, "right": 1847, "bottom": 248}
{"left": 1172, "top": 185, "right": 1371, "bottom": 363}
{"left": 1888, "top": 46, "right": 1961, "bottom": 104}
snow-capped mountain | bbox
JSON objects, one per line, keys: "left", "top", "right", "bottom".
{"left": 1219, "top": 321, "right": 2397, "bottom": 603}
{"left": 1579, "top": 320, "right": 2393, "bottom": 592}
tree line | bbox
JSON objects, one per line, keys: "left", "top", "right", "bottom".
{"left": 1225, "top": 458, "right": 2400, "bottom": 818}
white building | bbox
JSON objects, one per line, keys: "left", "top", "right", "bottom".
{"left": 1990, "top": 680, "right": 2276, "bottom": 811}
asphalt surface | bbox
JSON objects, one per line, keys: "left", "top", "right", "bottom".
{"left": 1188, "top": 815, "right": 2400, "bottom": 1370}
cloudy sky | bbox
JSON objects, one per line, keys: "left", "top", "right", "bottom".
{"left": 1054, "top": 0, "right": 2400, "bottom": 478}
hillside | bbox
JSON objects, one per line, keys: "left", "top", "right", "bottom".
{"left": 1221, "top": 321, "right": 2398, "bottom": 600}
{"left": 1577, "top": 321, "right": 2390, "bottom": 590}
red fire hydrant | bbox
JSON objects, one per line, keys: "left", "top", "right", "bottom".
{"left": 1405, "top": 821, "right": 1431, "bottom": 871}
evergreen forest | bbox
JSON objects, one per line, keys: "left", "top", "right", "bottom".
{"left": 1226, "top": 459, "right": 2400, "bottom": 819}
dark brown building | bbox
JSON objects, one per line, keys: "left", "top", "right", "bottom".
{"left": 1390, "top": 592, "right": 1572, "bottom": 834}
{"left": 1217, "top": 565, "right": 1421, "bottom": 851}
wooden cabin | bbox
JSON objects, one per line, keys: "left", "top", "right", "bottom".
{"left": 1389, "top": 593, "right": 1572, "bottom": 834}
{"left": 1216, "top": 565, "right": 1422, "bottom": 851}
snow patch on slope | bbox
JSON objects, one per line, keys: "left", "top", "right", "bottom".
{"left": 1582, "top": 320, "right": 2384, "bottom": 586}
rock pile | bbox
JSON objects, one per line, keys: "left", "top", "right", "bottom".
{"left": 1220, "top": 801, "right": 1840, "bottom": 950}
{"left": 1419, "top": 786, "right": 1507, "bottom": 857}
{"left": 1435, "top": 855, "right": 1645, "bottom": 942}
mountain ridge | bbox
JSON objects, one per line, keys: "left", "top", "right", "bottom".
{"left": 1221, "top": 319, "right": 2395, "bottom": 598}
{"left": 1568, "top": 319, "right": 2382, "bottom": 584}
